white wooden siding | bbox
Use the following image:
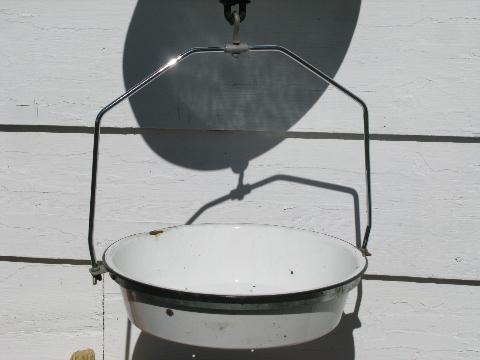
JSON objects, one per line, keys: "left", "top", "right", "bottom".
{"left": 1, "top": 1, "right": 479, "bottom": 359}
{"left": 0, "top": 263, "right": 102, "bottom": 359}
{"left": 2, "top": 132, "right": 479, "bottom": 280}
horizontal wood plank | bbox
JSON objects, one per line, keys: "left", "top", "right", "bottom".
{"left": 0, "top": 262, "right": 102, "bottom": 359}
{"left": 1, "top": 132, "right": 479, "bottom": 279}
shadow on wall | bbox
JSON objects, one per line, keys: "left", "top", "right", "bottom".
{"left": 186, "top": 173, "right": 362, "bottom": 247}
{"left": 120, "top": 1, "right": 364, "bottom": 358}
{"left": 123, "top": 0, "right": 361, "bottom": 172}
{"left": 129, "top": 282, "right": 364, "bottom": 360}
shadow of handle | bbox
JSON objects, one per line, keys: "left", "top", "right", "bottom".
{"left": 187, "top": 173, "right": 362, "bottom": 248}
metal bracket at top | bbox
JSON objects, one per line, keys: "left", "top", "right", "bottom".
{"left": 220, "top": 0, "right": 251, "bottom": 25}
{"left": 225, "top": 42, "right": 249, "bottom": 55}
{"left": 89, "top": 263, "right": 107, "bottom": 285}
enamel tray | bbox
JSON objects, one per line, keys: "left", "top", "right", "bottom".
{"left": 103, "top": 223, "right": 367, "bottom": 348}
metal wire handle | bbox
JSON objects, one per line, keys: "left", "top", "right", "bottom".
{"left": 87, "top": 44, "right": 372, "bottom": 284}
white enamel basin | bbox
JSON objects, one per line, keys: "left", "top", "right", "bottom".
{"left": 103, "top": 223, "right": 366, "bottom": 349}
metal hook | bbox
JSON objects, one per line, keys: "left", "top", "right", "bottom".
{"left": 225, "top": 11, "right": 249, "bottom": 56}
{"left": 232, "top": 11, "right": 241, "bottom": 45}
{"left": 221, "top": 0, "right": 249, "bottom": 25}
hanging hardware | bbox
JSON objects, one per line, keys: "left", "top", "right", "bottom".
{"left": 225, "top": 11, "right": 249, "bottom": 56}
{"left": 89, "top": 263, "right": 106, "bottom": 285}
{"left": 232, "top": 11, "right": 240, "bottom": 44}
{"left": 220, "top": 0, "right": 251, "bottom": 25}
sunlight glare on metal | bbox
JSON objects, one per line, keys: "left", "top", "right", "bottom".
{"left": 157, "top": 56, "right": 181, "bottom": 74}
{"left": 166, "top": 56, "right": 181, "bottom": 68}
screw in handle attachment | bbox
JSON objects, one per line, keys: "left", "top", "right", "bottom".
{"left": 89, "top": 264, "right": 106, "bottom": 285}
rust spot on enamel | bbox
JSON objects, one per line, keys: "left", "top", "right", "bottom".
{"left": 149, "top": 229, "right": 164, "bottom": 236}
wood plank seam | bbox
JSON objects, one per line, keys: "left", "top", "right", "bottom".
{"left": 1, "top": 256, "right": 478, "bottom": 286}
{"left": 1, "top": 124, "right": 479, "bottom": 143}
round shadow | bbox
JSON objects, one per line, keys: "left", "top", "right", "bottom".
{"left": 123, "top": 0, "right": 361, "bottom": 171}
